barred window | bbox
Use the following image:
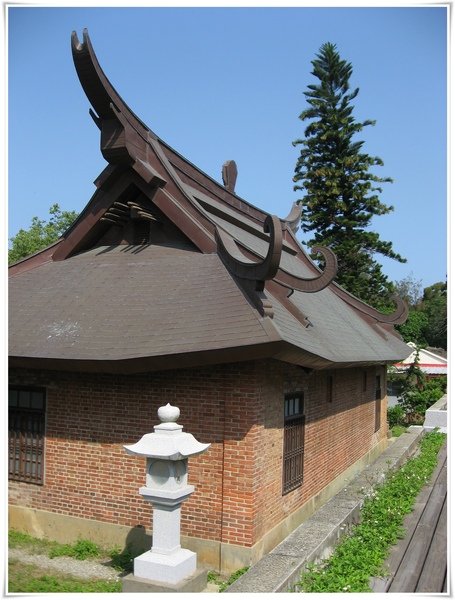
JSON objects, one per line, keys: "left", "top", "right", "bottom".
{"left": 9, "top": 387, "right": 46, "bottom": 484}
{"left": 374, "top": 375, "right": 382, "bottom": 432}
{"left": 283, "top": 393, "right": 305, "bottom": 495}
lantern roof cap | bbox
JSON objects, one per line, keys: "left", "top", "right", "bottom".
{"left": 124, "top": 404, "right": 210, "bottom": 460}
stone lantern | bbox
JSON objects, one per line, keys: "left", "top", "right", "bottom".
{"left": 124, "top": 403, "right": 210, "bottom": 587}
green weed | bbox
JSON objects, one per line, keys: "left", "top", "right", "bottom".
{"left": 298, "top": 431, "right": 446, "bottom": 593}
{"left": 219, "top": 566, "right": 250, "bottom": 592}
{"left": 207, "top": 566, "right": 250, "bottom": 592}
{"left": 48, "top": 538, "right": 100, "bottom": 560}
{"left": 390, "top": 424, "right": 407, "bottom": 438}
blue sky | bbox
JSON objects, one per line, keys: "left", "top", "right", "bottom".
{"left": 7, "top": 4, "right": 447, "bottom": 290}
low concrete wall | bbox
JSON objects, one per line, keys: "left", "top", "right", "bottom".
{"left": 227, "top": 427, "right": 425, "bottom": 593}
{"left": 423, "top": 394, "right": 447, "bottom": 433}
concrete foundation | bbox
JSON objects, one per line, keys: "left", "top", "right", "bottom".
{"left": 122, "top": 568, "right": 208, "bottom": 593}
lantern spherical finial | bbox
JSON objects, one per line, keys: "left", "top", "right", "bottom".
{"left": 158, "top": 403, "right": 180, "bottom": 423}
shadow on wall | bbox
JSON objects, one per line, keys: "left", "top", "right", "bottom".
{"left": 110, "top": 525, "right": 151, "bottom": 573}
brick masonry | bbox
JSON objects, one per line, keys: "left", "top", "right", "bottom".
{"left": 9, "top": 360, "right": 387, "bottom": 550}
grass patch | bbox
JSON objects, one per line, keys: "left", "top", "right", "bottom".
{"left": 8, "top": 560, "right": 121, "bottom": 593}
{"left": 49, "top": 538, "right": 100, "bottom": 560}
{"left": 9, "top": 530, "right": 135, "bottom": 572}
{"left": 207, "top": 566, "right": 250, "bottom": 592}
{"left": 9, "top": 529, "right": 63, "bottom": 555}
{"left": 298, "top": 430, "right": 446, "bottom": 593}
{"left": 9, "top": 531, "right": 102, "bottom": 561}
{"left": 390, "top": 424, "right": 407, "bottom": 438}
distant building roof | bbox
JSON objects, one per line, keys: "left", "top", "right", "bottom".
{"left": 8, "top": 30, "right": 410, "bottom": 375}
{"left": 393, "top": 342, "right": 447, "bottom": 376}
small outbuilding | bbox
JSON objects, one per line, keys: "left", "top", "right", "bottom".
{"left": 392, "top": 342, "right": 447, "bottom": 376}
{"left": 8, "top": 30, "right": 410, "bottom": 573}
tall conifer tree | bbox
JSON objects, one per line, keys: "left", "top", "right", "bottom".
{"left": 293, "top": 42, "right": 406, "bottom": 308}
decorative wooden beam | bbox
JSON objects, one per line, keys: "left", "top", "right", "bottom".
{"left": 274, "top": 245, "right": 338, "bottom": 293}
{"left": 72, "top": 29, "right": 150, "bottom": 134}
{"left": 216, "top": 215, "right": 282, "bottom": 285}
{"left": 331, "top": 289, "right": 409, "bottom": 325}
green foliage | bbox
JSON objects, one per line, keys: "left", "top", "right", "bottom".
{"left": 396, "top": 310, "right": 429, "bottom": 345}
{"left": 8, "top": 203, "right": 79, "bottom": 265}
{"left": 390, "top": 424, "right": 407, "bottom": 438}
{"left": 293, "top": 42, "right": 406, "bottom": 309}
{"left": 207, "top": 570, "right": 221, "bottom": 583}
{"left": 298, "top": 431, "right": 445, "bottom": 593}
{"left": 395, "top": 279, "right": 447, "bottom": 349}
{"left": 9, "top": 529, "right": 36, "bottom": 547}
{"left": 48, "top": 538, "right": 100, "bottom": 560}
{"left": 208, "top": 566, "right": 250, "bottom": 592}
{"left": 396, "top": 351, "right": 446, "bottom": 423}
{"left": 8, "top": 560, "right": 121, "bottom": 593}
{"left": 387, "top": 405, "right": 405, "bottom": 427}
{"left": 9, "top": 530, "right": 71, "bottom": 557}
{"left": 421, "top": 282, "right": 447, "bottom": 348}
{"left": 9, "top": 530, "right": 107, "bottom": 563}
{"left": 220, "top": 567, "right": 250, "bottom": 592}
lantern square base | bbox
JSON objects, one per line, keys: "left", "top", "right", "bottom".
{"left": 122, "top": 568, "right": 208, "bottom": 593}
{"left": 133, "top": 548, "right": 197, "bottom": 585}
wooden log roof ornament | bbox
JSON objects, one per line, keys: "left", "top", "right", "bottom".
{"left": 283, "top": 202, "right": 302, "bottom": 234}
{"left": 222, "top": 160, "right": 238, "bottom": 193}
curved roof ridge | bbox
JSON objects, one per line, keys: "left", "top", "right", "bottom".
{"left": 72, "top": 29, "right": 152, "bottom": 136}
{"left": 72, "top": 29, "right": 299, "bottom": 228}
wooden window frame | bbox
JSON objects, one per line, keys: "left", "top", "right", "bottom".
{"left": 282, "top": 393, "right": 305, "bottom": 495}
{"left": 8, "top": 386, "right": 46, "bottom": 485}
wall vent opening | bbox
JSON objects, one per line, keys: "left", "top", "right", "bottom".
{"left": 134, "top": 220, "right": 151, "bottom": 245}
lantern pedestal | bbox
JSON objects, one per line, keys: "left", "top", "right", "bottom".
{"left": 134, "top": 485, "right": 196, "bottom": 584}
{"left": 134, "top": 547, "right": 196, "bottom": 585}
{"left": 123, "top": 403, "right": 210, "bottom": 589}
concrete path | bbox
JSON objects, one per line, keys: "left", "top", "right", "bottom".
{"left": 227, "top": 427, "right": 425, "bottom": 594}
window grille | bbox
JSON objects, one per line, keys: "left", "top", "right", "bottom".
{"left": 374, "top": 375, "right": 382, "bottom": 432}
{"left": 8, "top": 388, "right": 45, "bottom": 484}
{"left": 283, "top": 393, "right": 305, "bottom": 495}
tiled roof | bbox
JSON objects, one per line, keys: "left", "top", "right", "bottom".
{"left": 8, "top": 29, "right": 411, "bottom": 374}
{"left": 9, "top": 245, "right": 278, "bottom": 366}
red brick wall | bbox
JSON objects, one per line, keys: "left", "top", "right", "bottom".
{"left": 252, "top": 362, "right": 387, "bottom": 543}
{"left": 9, "top": 361, "right": 387, "bottom": 548}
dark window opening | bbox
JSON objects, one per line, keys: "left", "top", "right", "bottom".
{"left": 363, "top": 371, "right": 368, "bottom": 392}
{"left": 134, "top": 220, "right": 151, "bottom": 245}
{"left": 327, "top": 375, "right": 334, "bottom": 403}
{"left": 374, "top": 375, "right": 382, "bottom": 432}
{"left": 283, "top": 393, "right": 305, "bottom": 495}
{"left": 9, "top": 387, "right": 46, "bottom": 484}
